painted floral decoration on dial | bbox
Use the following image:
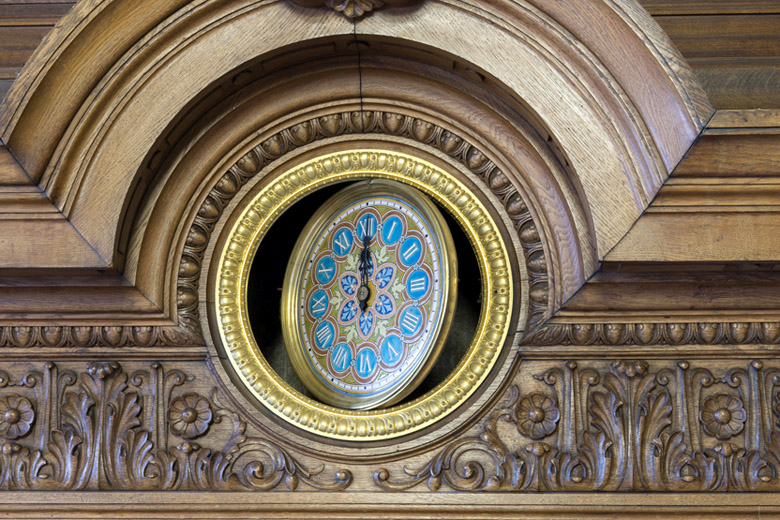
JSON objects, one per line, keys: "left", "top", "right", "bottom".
{"left": 282, "top": 180, "right": 456, "bottom": 410}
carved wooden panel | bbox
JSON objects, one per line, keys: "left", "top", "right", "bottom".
{"left": 0, "top": 0, "right": 777, "bottom": 517}
{"left": 0, "top": 360, "right": 351, "bottom": 491}
{"left": 379, "top": 358, "right": 780, "bottom": 492}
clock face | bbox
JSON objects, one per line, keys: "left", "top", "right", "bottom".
{"left": 281, "top": 180, "right": 457, "bottom": 410}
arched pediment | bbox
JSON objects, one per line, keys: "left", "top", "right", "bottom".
{"left": 0, "top": 0, "right": 711, "bottom": 328}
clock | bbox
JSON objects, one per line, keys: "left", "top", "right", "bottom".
{"left": 281, "top": 180, "right": 458, "bottom": 410}
{"left": 214, "top": 149, "right": 513, "bottom": 440}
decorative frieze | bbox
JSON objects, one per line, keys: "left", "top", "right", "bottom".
{"left": 0, "top": 361, "right": 351, "bottom": 491}
{"left": 376, "top": 359, "right": 780, "bottom": 492}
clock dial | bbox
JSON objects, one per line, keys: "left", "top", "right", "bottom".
{"left": 282, "top": 180, "right": 457, "bottom": 410}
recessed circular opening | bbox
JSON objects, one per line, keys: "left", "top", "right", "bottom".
{"left": 246, "top": 181, "right": 481, "bottom": 409}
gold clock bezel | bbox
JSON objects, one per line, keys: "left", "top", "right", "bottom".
{"left": 214, "top": 149, "right": 513, "bottom": 441}
{"left": 280, "top": 180, "right": 458, "bottom": 410}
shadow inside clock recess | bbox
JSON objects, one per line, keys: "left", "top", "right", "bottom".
{"left": 247, "top": 181, "right": 481, "bottom": 408}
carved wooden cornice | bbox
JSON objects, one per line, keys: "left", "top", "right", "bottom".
{"left": 3, "top": 356, "right": 780, "bottom": 493}
{"left": 0, "top": 326, "right": 201, "bottom": 349}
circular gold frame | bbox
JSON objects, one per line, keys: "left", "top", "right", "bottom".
{"left": 215, "top": 149, "right": 512, "bottom": 441}
{"left": 281, "top": 180, "right": 458, "bottom": 410}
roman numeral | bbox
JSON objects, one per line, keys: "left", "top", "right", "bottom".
{"left": 311, "top": 294, "right": 327, "bottom": 314}
{"left": 358, "top": 351, "right": 372, "bottom": 374}
{"left": 386, "top": 341, "right": 400, "bottom": 358}
{"left": 402, "top": 241, "right": 419, "bottom": 262}
{"left": 409, "top": 276, "right": 426, "bottom": 293}
{"left": 385, "top": 220, "right": 397, "bottom": 239}
{"left": 315, "top": 324, "right": 332, "bottom": 346}
{"left": 402, "top": 311, "right": 420, "bottom": 332}
{"left": 332, "top": 346, "right": 349, "bottom": 371}
{"left": 333, "top": 230, "right": 350, "bottom": 253}
{"left": 317, "top": 263, "right": 334, "bottom": 277}
{"left": 357, "top": 216, "right": 374, "bottom": 238}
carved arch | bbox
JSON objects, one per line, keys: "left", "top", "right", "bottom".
{"left": 0, "top": 0, "right": 712, "bottom": 327}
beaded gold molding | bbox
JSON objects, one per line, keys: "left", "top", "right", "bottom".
{"left": 214, "top": 149, "right": 513, "bottom": 440}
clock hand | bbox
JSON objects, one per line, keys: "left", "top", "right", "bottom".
{"left": 357, "top": 233, "right": 371, "bottom": 312}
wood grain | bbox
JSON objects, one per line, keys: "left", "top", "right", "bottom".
{"left": 0, "top": 143, "right": 32, "bottom": 184}
{"left": 0, "top": 0, "right": 780, "bottom": 514}
{"left": 605, "top": 211, "right": 780, "bottom": 262}
{"left": 674, "top": 134, "right": 780, "bottom": 177}
{"left": 709, "top": 108, "right": 780, "bottom": 127}
{"left": 693, "top": 63, "right": 780, "bottom": 109}
{"left": 0, "top": 26, "right": 51, "bottom": 74}
{"left": 0, "top": 491, "right": 777, "bottom": 518}
{"left": 560, "top": 270, "right": 780, "bottom": 314}
{"left": 0, "top": 218, "right": 106, "bottom": 268}
{"left": 639, "top": 0, "right": 780, "bottom": 15}
{"left": 0, "top": 3, "right": 73, "bottom": 26}
{"left": 656, "top": 15, "right": 780, "bottom": 58}
{"left": 652, "top": 13, "right": 780, "bottom": 109}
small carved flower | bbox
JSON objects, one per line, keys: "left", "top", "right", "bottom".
{"left": 514, "top": 393, "right": 559, "bottom": 439}
{"left": 168, "top": 393, "right": 212, "bottom": 439}
{"left": 0, "top": 395, "right": 35, "bottom": 439}
{"left": 700, "top": 394, "right": 746, "bottom": 440}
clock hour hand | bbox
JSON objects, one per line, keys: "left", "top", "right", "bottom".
{"left": 357, "top": 234, "right": 372, "bottom": 312}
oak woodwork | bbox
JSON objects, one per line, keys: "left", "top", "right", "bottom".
{"left": 0, "top": 0, "right": 710, "bottom": 333}
{"left": 607, "top": 115, "right": 780, "bottom": 263}
{"left": 652, "top": 12, "right": 780, "bottom": 109}
{"left": 639, "top": 0, "right": 780, "bottom": 15}
{"left": 0, "top": 0, "right": 777, "bottom": 517}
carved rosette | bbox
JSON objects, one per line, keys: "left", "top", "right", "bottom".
{"left": 375, "top": 359, "right": 780, "bottom": 492}
{"left": 0, "top": 395, "right": 34, "bottom": 440}
{"left": 0, "top": 361, "right": 351, "bottom": 491}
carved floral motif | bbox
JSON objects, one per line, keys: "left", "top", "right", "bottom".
{"left": 514, "top": 393, "right": 559, "bottom": 440}
{"left": 0, "top": 361, "right": 351, "bottom": 491}
{"left": 289, "top": 0, "right": 420, "bottom": 19}
{"left": 375, "top": 359, "right": 780, "bottom": 492}
{"left": 168, "top": 393, "right": 212, "bottom": 439}
{"left": 700, "top": 394, "right": 746, "bottom": 440}
{"left": 326, "top": 0, "right": 383, "bottom": 18}
{"left": 0, "top": 395, "right": 34, "bottom": 439}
